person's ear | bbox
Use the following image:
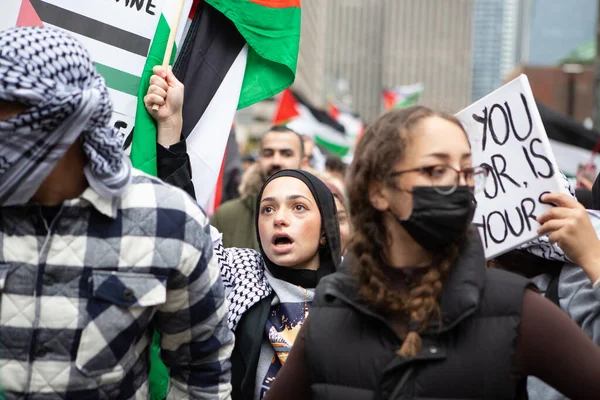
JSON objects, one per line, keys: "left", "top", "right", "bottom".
{"left": 368, "top": 181, "right": 389, "bottom": 211}
{"left": 319, "top": 233, "right": 327, "bottom": 247}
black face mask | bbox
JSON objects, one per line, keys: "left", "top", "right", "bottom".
{"left": 391, "top": 186, "right": 476, "bottom": 252}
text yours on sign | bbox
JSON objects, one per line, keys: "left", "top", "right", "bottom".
{"left": 456, "top": 74, "right": 567, "bottom": 259}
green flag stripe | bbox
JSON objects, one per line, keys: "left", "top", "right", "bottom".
{"left": 222, "top": 2, "right": 300, "bottom": 69}
{"left": 131, "top": 14, "right": 176, "bottom": 177}
{"left": 94, "top": 63, "right": 140, "bottom": 97}
{"left": 315, "top": 136, "right": 349, "bottom": 157}
{"left": 206, "top": 0, "right": 300, "bottom": 109}
{"left": 149, "top": 331, "right": 169, "bottom": 400}
{"left": 134, "top": 13, "right": 178, "bottom": 397}
{"left": 394, "top": 91, "right": 422, "bottom": 109}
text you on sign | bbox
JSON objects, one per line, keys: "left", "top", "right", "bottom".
{"left": 456, "top": 75, "right": 567, "bottom": 259}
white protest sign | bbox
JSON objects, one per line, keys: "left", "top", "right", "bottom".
{"left": 456, "top": 75, "right": 567, "bottom": 259}
{"left": 7, "top": 0, "right": 167, "bottom": 125}
{"left": 109, "top": 112, "right": 135, "bottom": 153}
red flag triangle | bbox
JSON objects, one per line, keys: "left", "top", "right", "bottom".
{"left": 382, "top": 90, "right": 396, "bottom": 111}
{"left": 17, "top": 0, "right": 44, "bottom": 27}
{"left": 273, "top": 89, "right": 300, "bottom": 125}
{"left": 189, "top": 0, "right": 200, "bottom": 20}
{"left": 328, "top": 103, "right": 340, "bottom": 120}
{"left": 250, "top": 0, "right": 301, "bottom": 8}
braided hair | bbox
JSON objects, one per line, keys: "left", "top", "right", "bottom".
{"left": 347, "top": 106, "right": 466, "bottom": 357}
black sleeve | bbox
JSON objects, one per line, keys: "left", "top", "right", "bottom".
{"left": 512, "top": 289, "right": 600, "bottom": 398}
{"left": 156, "top": 140, "right": 196, "bottom": 199}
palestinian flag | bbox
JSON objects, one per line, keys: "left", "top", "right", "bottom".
{"left": 170, "top": 2, "right": 246, "bottom": 208}
{"left": 274, "top": 89, "right": 352, "bottom": 157}
{"left": 329, "top": 102, "right": 364, "bottom": 140}
{"left": 172, "top": 0, "right": 301, "bottom": 208}
{"left": 329, "top": 102, "right": 364, "bottom": 162}
{"left": 383, "top": 83, "right": 424, "bottom": 110}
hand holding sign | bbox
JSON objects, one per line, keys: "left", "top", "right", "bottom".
{"left": 537, "top": 193, "right": 600, "bottom": 282}
{"left": 456, "top": 75, "right": 567, "bottom": 259}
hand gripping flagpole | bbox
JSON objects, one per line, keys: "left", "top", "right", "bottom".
{"left": 152, "top": 0, "right": 186, "bottom": 111}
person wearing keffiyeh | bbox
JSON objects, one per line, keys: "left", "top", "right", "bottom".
{"left": 212, "top": 169, "right": 341, "bottom": 400}
{"left": 0, "top": 26, "right": 233, "bottom": 399}
{"left": 0, "top": 29, "right": 131, "bottom": 204}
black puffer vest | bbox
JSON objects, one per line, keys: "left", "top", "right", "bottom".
{"left": 305, "top": 230, "right": 532, "bottom": 400}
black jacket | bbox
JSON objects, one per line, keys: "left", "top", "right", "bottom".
{"left": 230, "top": 293, "right": 274, "bottom": 400}
{"left": 305, "top": 229, "right": 532, "bottom": 400}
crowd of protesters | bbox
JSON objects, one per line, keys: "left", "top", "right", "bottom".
{"left": 1, "top": 26, "right": 600, "bottom": 400}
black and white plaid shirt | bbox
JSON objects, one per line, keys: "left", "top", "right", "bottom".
{"left": 0, "top": 169, "right": 233, "bottom": 399}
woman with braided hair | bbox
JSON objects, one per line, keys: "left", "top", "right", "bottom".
{"left": 264, "top": 106, "right": 600, "bottom": 400}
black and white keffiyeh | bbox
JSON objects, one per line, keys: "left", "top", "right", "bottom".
{"left": 215, "top": 241, "right": 272, "bottom": 330}
{"left": 0, "top": 26, "right": 130, "bottom": 205}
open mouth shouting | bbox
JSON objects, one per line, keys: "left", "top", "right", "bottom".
{"left": 271, "top": 232, "right": 295, "bottom": 254}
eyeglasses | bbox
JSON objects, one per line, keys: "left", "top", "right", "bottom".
{"left": 390, "top": 164, "right": 490, "bottom": 195}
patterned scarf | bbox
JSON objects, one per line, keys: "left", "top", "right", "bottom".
{"left": 0, "top": 26, "right": 131, "bottom": 206}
